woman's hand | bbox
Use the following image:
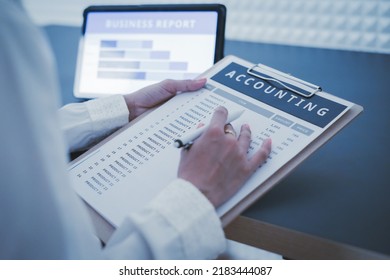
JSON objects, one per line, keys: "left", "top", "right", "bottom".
{"left": 178, "top": 106, "right": 272, "bottom": 208}
{"left": 124, "top": 78, "right": 206, "bottom": 121}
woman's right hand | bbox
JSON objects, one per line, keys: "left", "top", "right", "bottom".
{"left": 177, "top": 106, "right": 272, "bottom": 208}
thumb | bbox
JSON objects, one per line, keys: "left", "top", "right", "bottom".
{"left": 160, "top": 78, "right": 207, "bottom": 93}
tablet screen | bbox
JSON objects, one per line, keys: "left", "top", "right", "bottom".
{"left": 74, "top": 5, "right": 225, "bottom": 98}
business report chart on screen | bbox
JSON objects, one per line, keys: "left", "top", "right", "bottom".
{"left": 75, "top": 10, "right": 219, "bottom": 97}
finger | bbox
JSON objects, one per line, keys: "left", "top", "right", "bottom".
{"left": 237, "top": 124, "right": 252, "bottom": 151}
{"left": 208, "top": 106, "right": 228, "bottom": 132}
{"left": 160, "top": 78, "right": 207, "bottom": 93}
{"left": 224, "top": 123, "right": 237, "bottom": 138}
{"left": 248, "top": 138, "right": 272, "bottom": 172}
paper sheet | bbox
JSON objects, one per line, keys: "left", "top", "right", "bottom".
{"left": 69, "top": 56, "right": 354, "bottom": 227}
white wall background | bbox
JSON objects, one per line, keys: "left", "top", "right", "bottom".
{"left": 23, "top": 0, "right": 390, "bottom": 53}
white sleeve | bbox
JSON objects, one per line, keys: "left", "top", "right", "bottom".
{"left": 0, "top": 0, "right": 101, "bottom": 259}
{"left": 103, "top": 179, "right": 226, "bottom": 260}
{"left": 58, "top": 95, "right": 129, "bottom": 152}
{"left": 0, "top": 0, "right": 227, "bottom": 260}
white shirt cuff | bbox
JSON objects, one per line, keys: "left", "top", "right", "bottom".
{"left": 105, "top": 179, "right": 226, "bottom": 259}
{"left": 86, "top": 95, "right": 129, "bottom": 133}
{"left": 141, "top": 178, "right": 226, "bottom": 259}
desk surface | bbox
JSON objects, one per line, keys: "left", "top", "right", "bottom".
{"left": 45, "top": 25, "right": 390, "bottom": 259}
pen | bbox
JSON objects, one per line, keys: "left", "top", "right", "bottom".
{"left": 174, "top": 109, "right": 245, "bottom": 148}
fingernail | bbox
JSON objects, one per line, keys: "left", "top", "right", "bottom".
{"left": 195, "top": 78, "right": 207, "bottom": 83}
{"left": 264, "top": 138, "right": 272, "bottom": 146}
{"left": 216, "top": 106, "right": 227, "bottom": 113}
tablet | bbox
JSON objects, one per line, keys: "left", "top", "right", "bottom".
{"left": 74, "top": 4, "right": 226, "bottom": 99}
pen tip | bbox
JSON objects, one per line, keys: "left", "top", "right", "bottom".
{"left": 173, "top": 140, "right": 182, "bottom": 148}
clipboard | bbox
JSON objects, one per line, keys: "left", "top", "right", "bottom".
{"left": 247, "top": 63, "right": 321, "bottom": 98}
{"left": 210, "top": 56, "right": 363, "bottom": 226}
{"left": 70, "top": 55, "right": 363, "bottom": 243}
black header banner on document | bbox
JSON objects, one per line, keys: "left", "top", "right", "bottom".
{"left": 211, "top": 62, "right": 347, "bottom": 128}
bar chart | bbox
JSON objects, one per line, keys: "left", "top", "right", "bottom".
{"left": 97, "top": 39, "right": 195, "bottom": 81}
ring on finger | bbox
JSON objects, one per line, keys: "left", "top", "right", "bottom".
{"left": 224, "top": 123, "right": 236, "bottom": 137}
{"left": 224, "top": 129, "right": 236, "bottom": 136}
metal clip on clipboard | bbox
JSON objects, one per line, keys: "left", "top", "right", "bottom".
{"left": 247, "top": 63, "right": 322, "bottom": 98}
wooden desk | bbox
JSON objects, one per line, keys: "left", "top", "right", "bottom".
{"left": 46, "top": 25, "right": 390, "bottom": 259}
